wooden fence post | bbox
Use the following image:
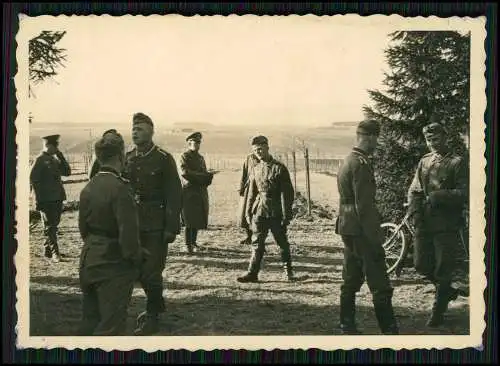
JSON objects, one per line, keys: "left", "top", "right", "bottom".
{"left": 304, "top": 147, "right": 311, "bottom": 216}
{"left": 292, "top": 151, "right": 297, "bottom": 196}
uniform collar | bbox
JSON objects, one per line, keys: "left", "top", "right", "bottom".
{"left": 98, "top": 166, "right": 121, "bottom": 176}
{"left": 352, "top": 147, "right": 370, "bottom": 158}
{"left": 135, "top": 143, "right": 156, "bottom": 158}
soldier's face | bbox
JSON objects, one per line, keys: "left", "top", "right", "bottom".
{"left": 44, "top": 142, "right": 58, "bottom": 155}
{"left": 188, "top": 140, "right": 201, "bottom": 151}
{"left": 252, "top": 144, "right": 269, "bottom": 160}
{"left": 425, "top": 135, "right": 445, "bottom": 152}
{"left": 132, "top": 123, "right": 153, "bottom": 145}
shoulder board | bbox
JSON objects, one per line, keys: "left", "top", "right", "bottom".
{"left": 351, "top": 151, "right": 368, "bottom": 165}
{"left": 156, "top": 146, "right": 171, "bottom": 158}
{"left": 118, "top": 175, "right": 130, "bottom": 184}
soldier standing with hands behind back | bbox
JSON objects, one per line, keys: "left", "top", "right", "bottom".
{"left": 123, "top": 112, "right": 183, "bottom": 336}
{"left": 407, "top": 122, "right": 469, "bottom": 328}
{"left": 335, "top": 120, "right": 399, "bottom": 335}
{"left": 30, "top": 134, "right": 71, "bottom": 262}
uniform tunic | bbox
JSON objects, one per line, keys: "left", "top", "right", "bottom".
{"left": 30, "top": 151, "right": 71, "bottom": 255}
{"left": 237, "top": 153, "right": 260, "bottom": 229}
{"left": 335, "top": 147, "right": 393, "bottom": 298}
{"left": 407, "top": 150, "right": 468, "bottom": 285}
{"left": 245, "top": 156, "right": 294, "bottom": 251}
{"left": 122, "top": 143, "right": 183, "bottom": 313}
{"left": 78, "top": 166, "right": 142, "bottom": 335}
{"left": 179, "top": 150, "right": 213, "bottom": 230}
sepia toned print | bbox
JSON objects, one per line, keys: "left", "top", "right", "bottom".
{"left": 15, "top": 14, "right": 486, "bottom": 351}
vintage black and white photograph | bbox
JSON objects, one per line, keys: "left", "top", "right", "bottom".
{"left": 15, "top": 14, "right": 486, "bottom": 351}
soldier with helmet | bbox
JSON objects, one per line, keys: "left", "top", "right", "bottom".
{"left": 30, "top": 134, "right": 72, "bottom": 262}
{"left": 78, "top": 131, "right": 143, "bottom": 336}
{"left": 237, "top": 135, "right": 296, "bottom": 283}
{"left": 123, "top": 112, "right": 183, "bottom": 336}
{"left": 407, "top": 122, "right": 469, "bottom": 327}
{"left": 335, "top": 120, "right": 399, "bottom": 335}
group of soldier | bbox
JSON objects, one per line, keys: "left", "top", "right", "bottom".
{"left": 29, "top": 112, "right": 469, "bottom": 336}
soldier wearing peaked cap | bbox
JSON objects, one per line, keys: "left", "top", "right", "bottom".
{"left": 407, "top": 122, "right": 469, "bottom": 327}
{"left": 78, "top": 133, "right": 143, "bottom": 336}
{"left": 237, "top": 135, "right": 296, "bottom": 283}
{"left": 30, "top": 134, "right": 71, "bottom": 262}
{"left": 335, "top": 119, "right": 399, "bottom": 335}
{"left": 122, "top": 112, "right": 183, "bottom": 336}
{"left": 179, "top": 132, "right": 214, "bottom": 254}
{"left": 88, "top": 129, "right": 123, "bottom": 180}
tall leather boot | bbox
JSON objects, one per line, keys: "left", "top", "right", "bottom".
{"left": 426, "top": 284, "right": 458, "bottom": 327}
{"left": 339, "top": 291, "right": 361, "bottom": 334}
{"left": 373, "top": 293, "right": 399, "bottom": 335}
{"left": 134, "top": 311, "right": 160, "bottom": 336}
{"left": 281, "top": 248, "right": 296, "bottom": 281}
{"left": 237, "top": 248, "right": 264, "bottom": 283}
{"left": 48, "top": 227, "right": 61, "bottom": 262}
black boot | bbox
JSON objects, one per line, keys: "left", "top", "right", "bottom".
{"left": 281, "top": 248, "right": 296, "bottom": 281}
{"left": 237, "top": 248, "right": 264, "bottom": 283}
{"left": 373, "top": 294, "right": 399, "bottom": 335}
{"left": 426, "top": 284, "right": 456, "bottom": 327}
{"left": 48, "top": 228, "right": 61, "bottom": 262}
{"left": 339, "top": 292, "right": 361, "bottom": 334}
{"left": 134, "top": 311, "right": 160, "bottom": 336}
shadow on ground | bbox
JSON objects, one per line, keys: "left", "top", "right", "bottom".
{"left": 30, "top": 288, "right": 469, "bottom": 337}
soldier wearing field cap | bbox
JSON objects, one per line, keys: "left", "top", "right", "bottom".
{"left": 122, "top": 112, "right": 183, "bottom": 336}
{"left": 237, "top": 135, "right": 296, "bottom": 283}
{"left": 335, "top": 120, "right": 399, "bottom": 335}
{"left": 30, "top": 134, "right": 72, "bottom": 262}
{"left": 78, "top": 132, "right": 143, "bottom": 336}
{"left": 407, "top": 122, "right": 469, "bottom": 327}
{"left": 179, "top": 132, "right": 214, "bottom": 254}
{"left": 88, "top": 129, "right": 121, "bottom": 180}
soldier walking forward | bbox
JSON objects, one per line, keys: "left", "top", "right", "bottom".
{"left": 237, "top": 152, "right": 260, "bottom": 244}
{"left": 407, "top": 122, "right": 469, "bottom": 327}
{"left": 30, "top": 134, "right": 71, "bottom": 262}
{"left": 237, "top": 136, "right": 296, "bottom": 283}
{"left": 78, "top": 132, "right": 143, "bottom": 336}
{"left": 335, "top": 120, "right": 399, "bottom": 335}
{"left": 179, "top": 132, "right": 214, "bottom": 254}
{"left": 123, "top": 113, "right": 183, "bottom": 336}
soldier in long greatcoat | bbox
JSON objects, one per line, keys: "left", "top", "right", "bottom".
{"left": 179, "top": 132, "right": 214, "bottom": 254}
{"left": 237, "top": 152, "right": 260, "bottom": 244}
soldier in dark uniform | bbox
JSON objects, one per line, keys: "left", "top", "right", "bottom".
{"left": 88, "top": 129, "right": 120, "bottom": 180}
{"left": 30, "top": 134, "right": 72, "bottom": 262}
{"left": 78, "top": 131, "right": 143, "bottom": 336}
{"left": 179, "top": 132, "right": 214, "bottom": 254}
{"left": 335, "top": 120, "right": 399, "bottom": 335}
{"left": 237, "top": 153, "right": 260, "bottom": 244}
{"left": 122, "top": 112, "right": 183, "bottom": 336}
{"left": 407, "top": 122, "right": 469, "bottom": 327}
{"left": 237, "top": 136, "right": 296, "bottom": 283}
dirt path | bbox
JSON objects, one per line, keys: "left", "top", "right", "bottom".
{"left": 29, "top": 171, "right": 469, "bottom": 336}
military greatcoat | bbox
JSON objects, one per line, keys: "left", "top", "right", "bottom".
{"left": 179, "top": 150, "right": 213, "bottom": 230}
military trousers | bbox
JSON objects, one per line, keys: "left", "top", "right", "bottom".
{"left": 38, "top": 201, "right": 63, "bottom": 256}
{"left": 79, "top": 273, "right": 135, "bottom": 336}
{"left": 413, "top": 230, "right": 460, "bottom": 287}
{"left": 340, "top": 235, "right": 394, "bottom": 300}
{"left": 251, "top": 218, "right": 291, "bottom": 263}
{"left": 139, "top": 231, "right": 168, "bottom": 314}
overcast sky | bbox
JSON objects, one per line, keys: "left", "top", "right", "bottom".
{"left": 23, "top": 16, "right": 395, "bottom": 127}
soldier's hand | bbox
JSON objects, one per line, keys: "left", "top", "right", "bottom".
{"left": 281, "top": 218, "right": 290, "bottom": 227}
{"left": 163, "top": 230, "right": 176, "bottom": 244}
